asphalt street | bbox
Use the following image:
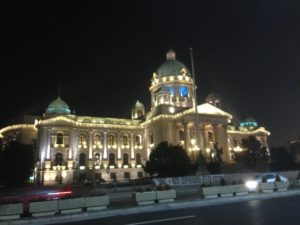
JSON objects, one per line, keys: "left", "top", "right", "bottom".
{"left": 55, "top": 194, "right": 300, "bottom": 225}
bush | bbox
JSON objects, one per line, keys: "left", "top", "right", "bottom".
{"left": 206, "top": 161, "right": 221, "bottom": 174}
{"left": 156, "top": 184, "right": 171, "bottom": 191}
{"left": 220, "top": 177, "right": 226, "bottom": 186}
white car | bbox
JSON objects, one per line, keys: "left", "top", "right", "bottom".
{"left": 245, "top": 173, "right": 288, "bottom": 192}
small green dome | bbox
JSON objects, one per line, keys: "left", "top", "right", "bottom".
{"left": 134, "top": 100, "right": 144, "bottom": 108}
{"left": 156, "top": 50, "right": 190, "bottom": 78}
{"left": 206, "top": 92, "right": 221, "bottom": 100}
{"left": 46, "top": 97, "right": 71, "bottom": 115}
{"left": 240, "top": 117, "right": 258, "bottom": 127}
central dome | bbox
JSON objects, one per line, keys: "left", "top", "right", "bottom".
{"left": 156, "top": 50, "right": 190, "bottom": 78}
{"left": 46, "top": 97, "right": 71, "bottom": 115}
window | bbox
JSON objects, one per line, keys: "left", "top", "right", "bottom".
{"left": 150, "top": 133, "right": 154, "bottom": 144}
{"left": 56, "top": 133, "right": 63, "bottom": 145}
{"left": 109, "top": 153, "right": 115, "bottom": 165}
{"left": 136, "top": 153, "right": 142, "bottom": 165}
{"left": 79, "top": 134, "right": 87, "bottom": 148}
{"left": 79, "top": 153, "right": 86, "bottom": 166}
{"left": 123, "top": 153, "right": 129, "bottom": 165}
{"left": 55, "top": 153, "right": 63, "bottom": 166}
{"left": 122, "top": 135, "right": 128, "bottom": 146}
{"left": 233, "top": 139, "right": 238, "bottom": 147}
{"left": 108, "top": 135, "right": 115, "bottom": 146}
{"left": 93, "top": 134, "right": 102, "bottom": 148}
{"left": 138, "top": 171, "right": 143, "bottom": 178}
{"left": 169, "top": 86, "right": 174, "bottom": 96}
{"left": 179, "top": 86, "right": 188, "bottom": 97}
{"left": 208, "top": 132, "right": 213, "bottom": 142}
{"left": 124, "top": 172, "right": 130, "bottom": 180}
{"left": 110, "top": 173, "right": 117, "bottom": 181}
{"left": 179, "top": 130, "right": 184, "bottom": 142}
{"left": 135, "top": 136, "right": 141, "bottom": 146}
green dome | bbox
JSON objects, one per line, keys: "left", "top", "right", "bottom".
{"left": 156, "top": 50, "right": 190, "bottom": 78}
{"left": 134, "top": 100, "right": 144, "bottom": 108}
{"left": 46, "top": 97, "right": 71, "bottom": 115}
{"left": 206, "top": 92, "right": 221, "bottom": 100}
{"left": 240, "top": 117, "right": 258, "bottom": 127}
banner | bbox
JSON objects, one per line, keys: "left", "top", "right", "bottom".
{"left": 153, "top": 174, "right": 224, "bottom": 186}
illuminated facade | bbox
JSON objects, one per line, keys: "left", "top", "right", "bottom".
{"left": 0, "top": 50, "right": 270, "bottom": 185}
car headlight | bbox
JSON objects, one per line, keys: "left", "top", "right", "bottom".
{"left": 245, "top": 180, "right": 258, "bottom": 190}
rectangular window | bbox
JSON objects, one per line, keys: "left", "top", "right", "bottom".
{"left": 124, "top": 172, "right": 130, "bottom": 180}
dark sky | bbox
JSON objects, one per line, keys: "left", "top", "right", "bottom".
{"left": 2, "top": 1, "right": 300, "bottom": 147}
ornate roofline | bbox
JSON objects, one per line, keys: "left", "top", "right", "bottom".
{"left": 228, "top": 127, "right": 271, "bottom": 136}
{"left": 0, "top": 124, "right": 37, "bottom": 138}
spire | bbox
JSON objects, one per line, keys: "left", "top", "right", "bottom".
{"left": 58, "top": 82, "right": 61, "bottom": 98}
{"left": 166, "top": 49, "right": 176, "bottom": 60}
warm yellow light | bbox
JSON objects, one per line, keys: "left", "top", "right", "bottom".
{"left": 233, "top": 146, "right": 243, "bottom": 152}
{"left": 62, "top": 171, "right": 67, "bottom": 178}
{"left": 169, "top": 107, "right": 175, "bottom": 114}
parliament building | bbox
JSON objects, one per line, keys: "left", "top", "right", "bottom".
{"left": 0, "top": 50, "right": 270, "bottom": 185}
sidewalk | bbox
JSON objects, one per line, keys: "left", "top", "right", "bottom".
{"left": 2, "top": 188, "right": 300, "bottom": 225}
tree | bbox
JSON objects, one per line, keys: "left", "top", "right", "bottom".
{"left": 269, "top": 146, "right": 297, "bottom": 171}
{"left": 232, "top": 136, "right": 269, "bottom": 169}
{"left": 143, "top": 142, "right": 193, "bottom": 177}
{"left": 0, "top": 141, "right": 35, "bottom": 187}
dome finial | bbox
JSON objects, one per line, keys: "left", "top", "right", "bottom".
{"left": 166, "top": 49, "right": 176, "bottom": 60}
{"left": 58, "top": 82, "right": 61, "bottom": 98}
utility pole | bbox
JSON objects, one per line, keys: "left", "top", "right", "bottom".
{"left": 190, "top": 48, "right": 201, "bottom": 160}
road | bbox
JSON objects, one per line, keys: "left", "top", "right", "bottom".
{"left": 56, "top": 194, "right": 300, "bottom": 225}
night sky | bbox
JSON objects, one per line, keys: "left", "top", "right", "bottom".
{"left": 2, "top": 1, "right": 300, "bottom": 147}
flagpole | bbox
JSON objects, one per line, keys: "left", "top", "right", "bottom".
{"left": 190, "top": 48, "right": 201, "bottom": 159}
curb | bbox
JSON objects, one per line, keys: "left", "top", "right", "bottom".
{"left": 2, "top": 189, "right": 300, "bottom": 225}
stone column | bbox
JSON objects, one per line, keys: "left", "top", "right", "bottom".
{"left": 88, "top": 131, "right": 93, "bottom": 159}
{"left": 46, "top": 128, "right": 51, "bottom": 160}
{"left": 130, "top": 133, "right": 134, "bottom": 159}
{"left": 213, "top": 124, "right": 229, "bottom": 162}
{"left": 184, "top": 123, "right": 190, "bottom": 154}
{"left": 201, "top": 125, "right": 207, "bottom": 157}
{"left": 103, "top": 131, "right": 108, "bottom": 159}
{"left": 117, "top": 133, "right": 121, "bottom": 159}
{"left": 38, "top": 127, "right": 47, "bottom": 168}
{"left": 72, "top": 129, "right": 78, "bottom": 162}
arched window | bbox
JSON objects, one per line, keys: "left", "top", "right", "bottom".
{"left": 233, "top": 139, "right": 238, "bottom": 148}
{"left": 56, "top": 133, "right": 63, "bottom": 145}
{"left": 135, "top": 136, "right": 141, "bottom": 146}
{"left": 122, "top": 135, "right": 128, "bottom": 146}
{"left": 108, "top": 135, "right": 115, "bottom": 146}
{"left": 79, "top": 153, "right": 86, "bottom": 166}
{"left": 109, "top": 153, "right": 115, "bottom": 165}
{"left": 136, "top": 153, "right": 142, "bottom": 165}
{"left": 179, "top": 130, "right": 184, "bottom": 142}
{"left": 55, "top": 153, "right": 63, "bottom": 166}
{"left": 150, "top": 133, "right": 153, "bottom": 144}
{"left": 79, "top": 134, "right": 87, "bottom": 148}
{"left": 208, "top": 132, "right": 213, "bottom": 142}
{"left": 123, "top": 153, "right": 129, "bottom": 165}
{"left": 93, "top": 134, "right": 102, "bottom": 148}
